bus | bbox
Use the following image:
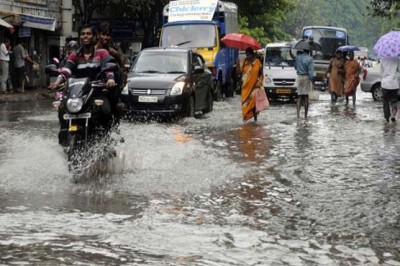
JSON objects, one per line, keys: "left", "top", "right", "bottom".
{"left": 301, "top": 26, "right": 349, "bottom": 89}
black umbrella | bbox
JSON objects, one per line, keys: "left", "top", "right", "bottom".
{"left": 293, "top": 39, "right": 321, "bottom": 51}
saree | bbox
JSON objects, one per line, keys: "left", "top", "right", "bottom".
{"left": 344, "top": 59, "right": 360, "bottom": 96}
{"left": 241, "top": 58, "right": 262, "bottom": 122}
{"left": 328, "top": 57, "right": 345, "bottom": 96}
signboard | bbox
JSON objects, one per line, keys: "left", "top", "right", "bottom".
{"left": 168, "top": 0, "right": 218, "bottom": 22}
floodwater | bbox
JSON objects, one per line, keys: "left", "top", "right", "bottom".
{"left": 1, "top": 90, "right": 400, "bottom": 265}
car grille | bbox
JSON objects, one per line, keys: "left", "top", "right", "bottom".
{"left": 273, "top": 78, "right": 296, "bottom": 86}
{"left": 131, "top": 88, "right": 167, "bottom": 95}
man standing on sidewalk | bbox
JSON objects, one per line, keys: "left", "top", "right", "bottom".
{"left": 0, "top": 38, "right": 11, "bottom": 94}
{"left": 13, "top": 39, "right": 35, "bottom": 93}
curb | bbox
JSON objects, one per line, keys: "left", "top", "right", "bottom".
{"left": 0, "top": 89, "right": 54, "bottom": 103}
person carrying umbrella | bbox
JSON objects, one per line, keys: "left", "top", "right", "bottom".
{"left": 380, "top": 56, "right": 400, "bottom": 122}
{"left": 325, "top": 50, "right": 345, "bottom": 104}
{"left": 373, "top": 30, "right": 400, "bottom": 122}
{"left": 241, "top": 47, "right": 263, "bottom": 122}
{"left": 343, "top": 51, "right": 361, "bottom": 106}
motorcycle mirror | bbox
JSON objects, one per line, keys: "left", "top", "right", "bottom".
{"left": 45, "top": 64, "right": 60, "bottom": 74}
{"left": 103, "top": 62, "right": 118, "bottom": 72}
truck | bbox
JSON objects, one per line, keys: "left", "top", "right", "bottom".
{"left": 160, "top": 0, "right": 239, "bottom": 100}
{"left": 263, "top": 42, "right": 298, "bottom": 100}
{"left": 301, "top": 26, "right": 349, "bottom": 90}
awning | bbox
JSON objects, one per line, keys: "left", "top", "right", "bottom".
{"left": 21, "top": 14, "right": 56, "bottom": 31}
{"left": 0, "top": 17, "right": 13, "bottom": 28}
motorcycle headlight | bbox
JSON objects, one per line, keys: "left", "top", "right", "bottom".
{"left": 170, "top": 81, "right": 185, "bottom": 96}
{"left": 66, "top": 98, "right": 83, "bottom": 113}
{"left": 121, "top": 83, "right": 129, "bottom": 95}
{"left": 121, "top": 78, "right": 132, "bottom": 95}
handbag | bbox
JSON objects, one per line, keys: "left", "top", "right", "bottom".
{"left": 309, "top": 88, "right": 319, "bottom": 101}
{"left": 256, "top": 88, "right": 269, "bottom": 112}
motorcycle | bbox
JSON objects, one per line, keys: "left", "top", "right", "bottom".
{"left": 45, "top": 62, "right": 120, "bottom": 176}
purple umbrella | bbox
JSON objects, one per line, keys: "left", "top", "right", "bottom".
{"left": 373, "top": 31, "right": 400, "bottom": 58}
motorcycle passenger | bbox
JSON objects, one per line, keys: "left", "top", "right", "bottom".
{"left": 49, "top": 24, "right": 119, "bottom": 146}
{"left": 95, "top": 22, "right": 126, "bottom": 121}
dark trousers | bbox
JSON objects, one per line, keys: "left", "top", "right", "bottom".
{"left": 382, "top": 88, "right": 398, "bottom": 121}
{"left": 12, "top": 66, "right": 25, "bottom": 91}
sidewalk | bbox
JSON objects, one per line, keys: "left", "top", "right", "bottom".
{"left": 0, "top": 88, "right": 54, "bottom": 103}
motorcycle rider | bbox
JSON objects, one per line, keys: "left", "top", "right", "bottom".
{"left": 49, "top": 24, "right": 119, "bottom": 146}
{"left": 59, "top": 40, "right": 79, "bottom": 67}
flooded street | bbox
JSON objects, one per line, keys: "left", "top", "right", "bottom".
{"left": 1, "top": 90, "right": 400, "bottom": 265}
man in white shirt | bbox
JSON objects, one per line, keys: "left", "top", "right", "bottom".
{"left": 381, "top": 56, "right": 400, "bottom": 122}
{"left": 0, "top": 38, "right": 11, "bottom": 93}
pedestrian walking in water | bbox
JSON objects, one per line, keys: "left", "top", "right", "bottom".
{"left": 240, "top": 47, "right": 263, "bottom": 122}
{"left": 380, "top": 56, "right": 400, "bottom": 122}
{"left": 294, "top": 49, "right": 314, "bottom": 118}
{"left": 326, "top": 50, "right": 345, "bottom": 104}
{"left": 0, "top": 38, "right": 11, "bottom": 94}
{"left": 344, "top": 51, "right": 360, "bottom": 106}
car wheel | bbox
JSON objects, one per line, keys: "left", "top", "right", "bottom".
{"left": 213, "top": 79, "right": 222, "bottom": 102}
{"left": 372, "top": 83, "right": 382, "bottom": 101}
{"left": 185, "top": 95, "right": 195, "bottom": 117}
{"left": 204, "top": 88, "right": 213, "bottom": 113}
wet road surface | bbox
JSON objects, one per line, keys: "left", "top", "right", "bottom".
{"left": 1, "top": 90, "right": 400, "bottom": 265}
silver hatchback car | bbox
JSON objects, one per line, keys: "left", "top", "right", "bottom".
{"left": 361, "top": 63, "right": 400, "bottom": 101}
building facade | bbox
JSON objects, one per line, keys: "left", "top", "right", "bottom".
{"left": 0, "top": 0, "right": 75, "bottom": 87}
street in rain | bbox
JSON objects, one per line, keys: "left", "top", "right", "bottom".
{"left": 1, "top": 89, "right": 400, "bottom": 265}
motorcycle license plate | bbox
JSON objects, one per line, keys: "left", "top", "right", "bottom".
{"left": 69, "top": 125, "right": 78, "bottom": 132}
{"left": 138, "top": 96, "right": 158, "bottom": 103}
{"left": 63, "top": 113, "right": 91, "bottom": 120}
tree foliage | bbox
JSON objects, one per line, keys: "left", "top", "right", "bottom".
{"left": 231, "top": 0, "right": 295, "bottom": 44}
{"left": 367, "top": 0, "right": 400, "bottom": 18}
{"left": 281, "top": 0, "right": 399, "bottom": 57}
{"left": 73, "top": 0, "right": 398, "bottom": 53}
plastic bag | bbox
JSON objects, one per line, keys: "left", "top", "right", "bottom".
{"left": 309, "top": 89, "right": 319, "bottom": 101}
{"left": 256, "top": 88, "right": 269, "bottom": 112}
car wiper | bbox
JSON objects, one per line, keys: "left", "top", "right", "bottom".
{"left": 166, "top": 71, "right": 186, "bottom": 74}
{"left": 174, "top": 41, "right": 191, "bottom": 47}
{"left": 138, "top": 70, "right": 162, "bottom": 73}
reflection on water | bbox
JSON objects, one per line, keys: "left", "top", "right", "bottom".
{"left": 236, "top": 123, "right": 272, "bottom": 164}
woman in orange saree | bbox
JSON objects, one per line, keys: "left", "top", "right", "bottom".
{"left": 344, "top": 51, "right": 360, "bottom": 106}
{"left": 241, "top": 47, "right": 263, "bottom": 122}
{"left": 326, "top": 50, "right": 345, "bottom": 104}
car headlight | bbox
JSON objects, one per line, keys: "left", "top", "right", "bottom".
{"left": 170, "top": 81, "right": 185, "bottom": 96}
{"left": 66, "top": 98, "right": 83, "bottom": 113}
{"left": 265, "top": 77, "right": 272, "bottom": 85}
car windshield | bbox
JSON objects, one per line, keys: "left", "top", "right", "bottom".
{"left": 264, "top": 46, "right": 295, "bottom": 67}
{"left": 133, "top": 52, "right": 188, "bottom": 74}
{"left": 161, "top": 24, "right": 216, "bottom": 48}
